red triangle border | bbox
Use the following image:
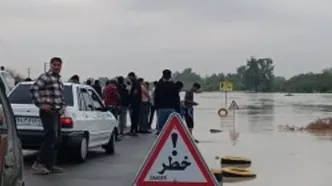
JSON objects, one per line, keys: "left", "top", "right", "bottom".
{"left": 133, "top": 113, "right": 218, "bottom": 186}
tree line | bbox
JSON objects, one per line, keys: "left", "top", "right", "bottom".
{"left": 173, "top": 57, "right": 332, "bottom": 93}
{"left": 5, "top": 57, "right": 332, "bottom": 93}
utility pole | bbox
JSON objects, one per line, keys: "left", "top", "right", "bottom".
{"left": 44, "top": 62, "right": 47, "bottom": 72}
{"left": 27, "top": 68, "right": 31, "bottom": 78}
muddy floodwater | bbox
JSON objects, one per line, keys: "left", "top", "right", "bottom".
{"left": 191, "top": 92, "right": 332, "bottom": 186}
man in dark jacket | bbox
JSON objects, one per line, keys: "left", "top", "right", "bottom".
{"left": 117, "top": 76, "right": 130, "bottom": 136}
{"left": 154, "top": 69, "right": 179, "bottom": 134}
{"left": 127, "top": 72, "right": 141, "bottom": 136}
{"left": 92, "top": 80, "right": 102, "bottom": 97}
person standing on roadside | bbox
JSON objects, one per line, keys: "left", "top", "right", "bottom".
{"left": 138, "top": 78, "right": 151, "bottom": 133}
{"left": 148, "top": 81, "right": 158, "bottom": 129}
{"left": 29, "top": 57, "right": 65, "bottom": 174}
{"left": 68, "top": 74, "right": 80, "bottom": 84}
{"left": 92, "top": 80, "right": 102, "bottom": 98}
{"left": 117, "top": 76, "right": 130, "bottom": 136}
{"left": 175, "top": 81, "right": 184, "bottom": 115}
{"left": 127, "top": 72, "right": 141, "bottom": 136}
{"left": 86, "top": 79, "right": 92, "bottom": 86}
{"left": 154, "top": 69, "right": 178, "bottom": 134}
{"left": 144, "top": 81, "right": 151, "bottom": 120}
{"left": 184, "top": 82, "right": 201, "bottom": 143}
{"left": 103, "top": 80, "right": 120, "bottom": 119}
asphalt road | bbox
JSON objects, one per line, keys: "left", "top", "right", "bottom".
{"left": 23, "top": 133, "right": 156, "bottom": 186}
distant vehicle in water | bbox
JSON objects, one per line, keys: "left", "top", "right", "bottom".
{"left": 0, "top": 70, "right": 15, "bottom": 95}
{"left": 285, "top": 93, "right": 294, "bottom": 96}
{"left": 0, "top": 78, "right": 24, "bottom": 186}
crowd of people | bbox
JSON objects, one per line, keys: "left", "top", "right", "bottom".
{"left": 70, "top": 70, "right": 202, "bottom": 140}
{"left": 28, "top": 57, "right": 201, "bottom": 174}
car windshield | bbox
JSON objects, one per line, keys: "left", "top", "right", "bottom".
{"left": 8, "top": 84, "right": 74, "bottom": 106}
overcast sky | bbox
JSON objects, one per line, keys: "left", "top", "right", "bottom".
{"left": 0, "top": 0, "right": 331, "bottom": 80}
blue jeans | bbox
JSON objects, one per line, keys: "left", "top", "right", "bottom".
{"left": 157, "top": 108, "right": 175, "bottom": 132}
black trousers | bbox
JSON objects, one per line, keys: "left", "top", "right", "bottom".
{"left": 130, "top": 105, "right": 140, "bottom": 133}
{"left": 37, "top": 109, "right": 61, "bottom": 168}
{"left": 107, "top": 105, "right": 118, "bottom": 120}
{"left": 148, "top": 105, "right": 156, "bottom": 128}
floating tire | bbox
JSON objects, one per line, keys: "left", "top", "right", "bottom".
{"left": 222, "top": 167, "right": 256, "bottom": 182}
{"left": 210, "top": 168, "right": 222, "bottom": 183}
{"left": 220, "top": 156, "right": 251, "bottom": 168}
{"left": 217, "top": 108, "right": 228, "bottom": 117}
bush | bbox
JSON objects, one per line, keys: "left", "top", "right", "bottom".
{"left": 306, "top": 118, "right": 332, "bottom": 130}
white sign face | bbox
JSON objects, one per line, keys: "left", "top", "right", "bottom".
{"left": 133, "top": 114, "right": 219, "bottom": 186}
{"left": 144, "top": 129, "right": 206, "bottom": 182}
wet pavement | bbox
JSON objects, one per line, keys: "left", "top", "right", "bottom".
{"left": 23, "top": 133, "right": 156, "bottom": 186}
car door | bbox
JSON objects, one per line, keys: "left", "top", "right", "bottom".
{"left": 78, "top": 88, "right": 101, "bottom": 147}
{"left": 0, "top": 79, "right": 24, "bottom": 186}
{"left": 87, "top": 88, "right": 110, "bottom": 142}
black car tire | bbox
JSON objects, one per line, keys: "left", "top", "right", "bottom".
{"left": 104, "top": 131, "right": 115, "bottom": 155}
{"left": 73, "top": 135, "right": 89, "bottom": 162}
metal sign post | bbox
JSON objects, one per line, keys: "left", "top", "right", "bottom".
{"left": 225, "top": 91, "right": 227, "bottom": 108}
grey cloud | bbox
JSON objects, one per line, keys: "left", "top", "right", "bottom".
{"left": 1, "top": 0, "right": 332, "bottom": 80}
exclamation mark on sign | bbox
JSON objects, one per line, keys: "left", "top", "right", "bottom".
{"left": 171, "top": 132, "right": 178, "bottom": 156}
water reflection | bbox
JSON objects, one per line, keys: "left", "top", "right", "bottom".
{"left": 245, "top": 94, "right": 275, "bottom": 133}
{"left": 229, "top": 129, "right": 240, "bottom": 145}
{"left": 292, "top": 103, "right": 332, "bottom": 112}
{"left": 307, "top": 131, "right": 332, "bottom": 141}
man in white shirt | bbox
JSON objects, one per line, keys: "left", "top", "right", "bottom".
{"left": 148, "top": 81, "right": 158, "bottom": 129}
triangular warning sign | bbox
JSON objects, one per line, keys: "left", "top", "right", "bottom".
{"left": 132, "top": 113, "right": 219, "bottom": 186}
{"left": 228, "top": 100, "right": 239, "bottom": 110}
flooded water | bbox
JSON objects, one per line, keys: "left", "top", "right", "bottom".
{"left": 193, "top": 92, "right": 332, "bottom": 186}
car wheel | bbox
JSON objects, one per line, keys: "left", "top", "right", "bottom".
{"left": 74, "top": 136, "right": 88, "bottom": 162}
{"left": 104, "top": 131, "right": 115, "bottom": 155}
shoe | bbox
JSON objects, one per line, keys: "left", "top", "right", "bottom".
{"left": 142, "top": 130, "right": 152, "bottom": 134}
{"left": 116, "top": 138, "right": 122, "bottom": 141}
{"left": 155, "top": 132, "right": 160, "bottom": 135}
{"left": 32, "top": 162, "right": 51, "bottom": 175}
{"left": 129, "top": 132, "right": 139, "bottom": 137}
{"left": 194, "top": 139, "right": 200, "bottom": 143}
{"left": 124, "top": 132, "right": 132, "bottom": 136}
{"left": 49, "top": 166, "right": 64, "bottom": 174}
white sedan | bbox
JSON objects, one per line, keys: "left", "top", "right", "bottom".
{"left": 7, "top": 82, "right": 119, "bottom": 162}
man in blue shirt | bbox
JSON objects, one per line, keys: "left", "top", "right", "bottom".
{"left": 184, "top": 82, "right": 201, "bottom": 143}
